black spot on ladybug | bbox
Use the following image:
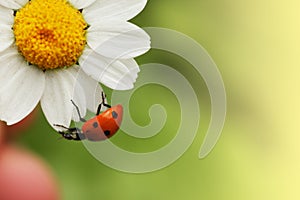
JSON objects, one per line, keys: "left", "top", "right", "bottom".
{"left": 112, "top": 111, "right": 118, "bottom": 119}
{"left": 104, "top": 130, "right": 110, "bottom": 136}
{"left": 93, "top": 122, "right": 98, "bottom": 128}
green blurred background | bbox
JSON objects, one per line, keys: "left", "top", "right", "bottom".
{"left": 18, "top": 0, "right": 300, "bottom": 199}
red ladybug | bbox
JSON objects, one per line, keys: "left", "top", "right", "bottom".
{"left": 54, "top": 93, "right": 123, "bottom": 141}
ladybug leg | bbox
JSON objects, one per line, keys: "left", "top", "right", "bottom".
{"left": 71, "top": 100, "right": 87, "bottom": 122}
{"left": 96, "top": 92, "right": 111, "bottom": 115}
{"left": 101, "top": 92, "right": 111, "bottom": 108}
{"left": 61, "top": 129, "right": 86, "bottom": 141}
{"left": 53, "top": 124, "right": 69, "bottom": 129}
{"left": 96, "top": 103, "right": 102, "bottom": 116}
{"left": 53, "top": 124, "right": 86, "bottom": 141}
{"left": 102, "top": 102, "right": 111, "bottom": 109}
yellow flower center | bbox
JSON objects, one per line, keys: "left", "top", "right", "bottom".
{"left": 13, "top": 0, "right": 88, "bottom": 70}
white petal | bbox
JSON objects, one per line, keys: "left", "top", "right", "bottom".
{"left": 0, "top": 25, "right": 14, "bottom": 52}
{"left": 83, "top": 0, "right": 147, "bottom": 24}
{"left": 87, "top": 22, "right": 150, "bottom": 59}
{"left": 0, "top": 5, "right": 14, "bottom": 25}
{"left": 68, "top": 0, "right": 96, "bottom": 9}
{"left": 120, "top": 58, "right": 140, "bottom": 80}
{"left": 0, "top": 47, "right": 25, "bottom": 86}
{"left": 0, "top": 0, "right": 27, "bottom": 9}
{"left": 76, "top": 68, "right": 103, "bottom": 112}
{"left": 41, "top": 67, "right": 82, "bottom": 130}
{"left": 0, "top": 61, "right": 45, "bottom": 125}
{"left": 68, "top": 66, "right": 87, "bottom": 122}
{"left": 79, "top": 48, "right": 140, "bottom": 90}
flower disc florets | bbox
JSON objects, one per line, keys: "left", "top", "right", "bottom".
{"left": 13, "top": 0, "right": 87, "bottom": 70}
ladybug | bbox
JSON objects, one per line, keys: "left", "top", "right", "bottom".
{"left": 54, "top": 92, "right": 123, "bottom": 141}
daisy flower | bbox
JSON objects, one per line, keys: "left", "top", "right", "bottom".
{"left": 0, "top": 0, "right": 150, "bottom": 128}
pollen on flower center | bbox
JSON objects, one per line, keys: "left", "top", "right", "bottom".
{"left": 13, "top": 0, "right": 88, "bottom": 70}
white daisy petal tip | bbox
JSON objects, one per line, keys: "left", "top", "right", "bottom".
{"left": 111, "top": 59, "right": 141, "bottom": 90}
{"left": 87, "top": 22, "right": 151, "bottom": 59}
{"left": 110, "top": 73, "right": 139, "bottom": 90}
{"left": 79, "top": 48, "right": 141, "bottom": 91}
{"left": 0, "top": 53, "right": 45, "bottom": 126}
{"left": 1, "top": 111, "right": 28, "bottom": 126}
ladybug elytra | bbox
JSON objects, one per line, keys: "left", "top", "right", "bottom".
{"left": 54, "top": 92, "right": 123, "bottom": 141}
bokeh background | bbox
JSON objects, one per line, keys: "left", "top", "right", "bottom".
{"left": 17, "top": 0, "right": 300, "bottom": 199}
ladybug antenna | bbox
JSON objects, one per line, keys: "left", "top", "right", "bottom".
{"left": 70, "top": 100, "right": 87, "bottom": 122}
